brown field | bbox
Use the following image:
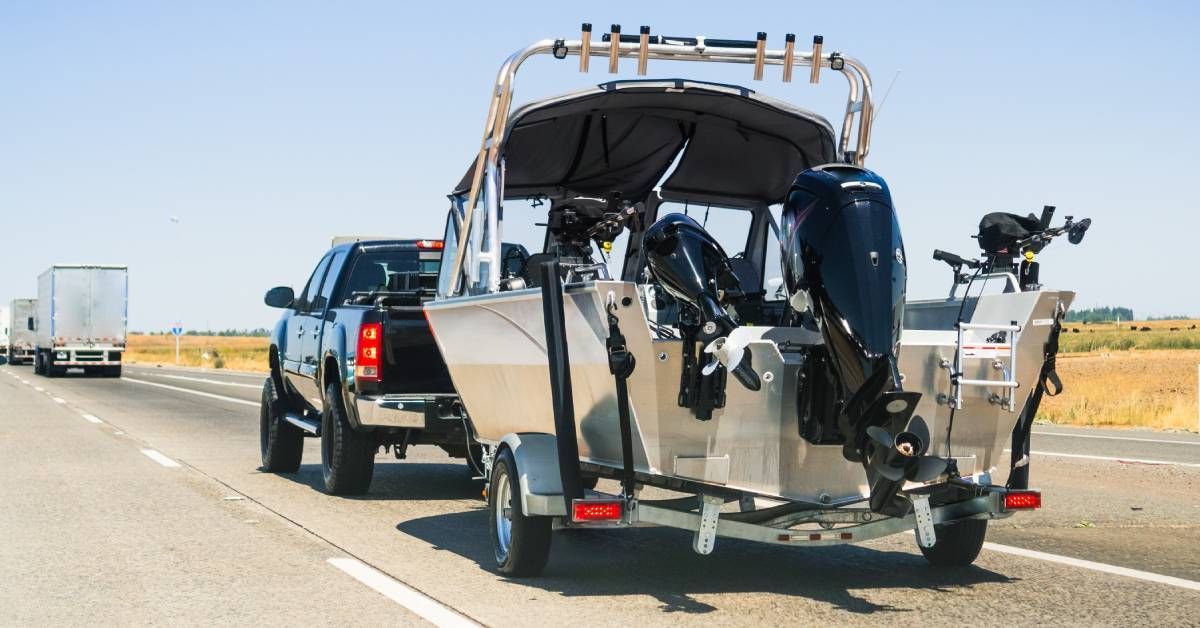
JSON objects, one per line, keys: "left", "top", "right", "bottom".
{"left": 125, "top": 324, "right": 1200, "bottom": 432}
{"left": 125, "top": 334, "right": 268, "bottom": 372}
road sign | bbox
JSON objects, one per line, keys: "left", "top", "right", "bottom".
{"left": 170, "top": 325, "right": 184, "bottom": 337}
{"left": 171, "top": 323, "right": 183, "bottom": 364}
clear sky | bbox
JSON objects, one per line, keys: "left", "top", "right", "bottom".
{"left": 3, "top": 1, "right": 1197, "bottom": 331}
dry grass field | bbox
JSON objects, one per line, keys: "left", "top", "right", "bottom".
{"left": 124, "top": 321, "right": 1200, "bottom": 432}
{"left": 125, "top": 334, "right": 268, "bottom": 372}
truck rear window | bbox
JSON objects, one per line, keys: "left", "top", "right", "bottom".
{"left": 341, "top": 250, "right": 440, "bottom": 304}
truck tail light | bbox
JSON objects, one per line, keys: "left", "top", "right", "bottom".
{"left": 1004, "top": 490, "right": 1042, "bottom": 511}
{"left": 417, "top": 240, "right": 444, "bottom": 250}
{"left": 355, "top": 322, "right": 383, "bottom": 383}
{"left": 572, "top": 499, "right": 623, "bottom": 522}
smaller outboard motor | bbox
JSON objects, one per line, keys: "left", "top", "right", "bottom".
{"left": 644, "top": 213, "right": 752, "bottom": 419}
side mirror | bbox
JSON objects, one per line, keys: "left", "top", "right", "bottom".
{"left": 1068, "top": 217, "right": 1091, "bottom": 245}
{"left": 264, "top": 286, "right": 295, "bottom": 309}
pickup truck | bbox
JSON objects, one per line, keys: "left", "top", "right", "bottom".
{"left": 260, "top": 238, "right": 524, "bottom": 495}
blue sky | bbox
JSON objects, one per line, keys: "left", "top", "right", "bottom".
{"left": 2, "top": 1, "right": 1197, "bottom": 330}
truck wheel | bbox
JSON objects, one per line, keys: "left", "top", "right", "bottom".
{"left": 260, "top": 378, "right": 303, "bottom": 472}
{"left": 918, "top": 519, "right": 988, "bottom": 567}
{"left": 320, "top": 381, "right": 375, "bottom": 495}
{"left": 33, "top": 353, "right": 42, "bottom": 374}
{"left": 489, "top": 447, "right": 552, "bottom": 577}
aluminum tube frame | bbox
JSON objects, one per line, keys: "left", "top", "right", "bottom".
{"left": 444, "top": 36, "right": 874, "bottom": 297}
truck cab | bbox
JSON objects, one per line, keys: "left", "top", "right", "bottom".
{"left": 260, "top": 238, "right": 525, "bottom": 494}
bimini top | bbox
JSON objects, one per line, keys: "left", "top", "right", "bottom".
{"left": 452, "top": 80, "right": 838, "bottom": 205}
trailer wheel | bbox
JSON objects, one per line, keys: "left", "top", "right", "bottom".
{"left": 260, "top": 377, "right": 303, "bottom": 472}
{"left": 918, "top": 519, "right": 988, "bottom": 567}
{"left": 489, "top": 447, "right": 552, "bottom": 577}
{"left": 33, "top": 352, "right": 43, "bottom": 374}
{"left": 320, "top": 381, "right": 376, "bottom": 495}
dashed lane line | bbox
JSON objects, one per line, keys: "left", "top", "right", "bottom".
{"left": 122, "top": 377, "right": 258, "bottom": 407}
{"left": 140, "top": 449, "right": 182, "bottom": 468}
{"left": 327, "top": 558, "right": 480, "bottom": 628}
{"left": 80, "top": 413, "right": 103, "bottom": 424}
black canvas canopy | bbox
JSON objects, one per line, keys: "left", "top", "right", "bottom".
{"left": 452, "top": 80, "right": 838, "bottom": 205}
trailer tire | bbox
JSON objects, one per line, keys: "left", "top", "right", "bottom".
{"left": 489, "top": 447, "right": 552, "bottom": 577}
{"left": 33, "top": 352, "right": 43, "bottom": 374}
{"left": 320, "top": 382, "right": 375, "bottom": 495}
{"left": 260, "top": 377, "right": 303, "bottom": 472}
{"left": 918, "top": 518, "right": 988, "bottom": 567}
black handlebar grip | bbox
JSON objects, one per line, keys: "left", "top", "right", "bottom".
{"left": 932, "top": 249, "right": 965, "bottom": 265}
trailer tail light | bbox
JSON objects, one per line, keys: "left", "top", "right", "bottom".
{"left": 417, "top": 240, "right": 444, "bottom": 250}
{"left": 572, "top": 499, "right": 623, "bottom": 522}
{"left": 1004, "top": 490, "right": 1042, "bottom": 511}
{"left": 355, "top": 322, "right": 383, "bottom": 383}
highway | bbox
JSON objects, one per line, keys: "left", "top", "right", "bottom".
{"left": 2, "top": 362, "right": 1198, "bottom": 625}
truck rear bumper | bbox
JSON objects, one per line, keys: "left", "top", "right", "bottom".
{"left": 46, "top": 347, "right": 124, "bottom": 366}
{"left": 354, "top": 394, "right": 464, "bottom": 429}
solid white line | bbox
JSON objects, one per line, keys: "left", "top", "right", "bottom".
{"left": 150, "top": 373, "right": 261, "bottom": 389}
{"left": 127, "top": 365, "right": 265, "bottom": 380}
{"left": 984, "top": 543, "right": 1200, "bottom": 592}
{"left": 327, "top": 558, "right": 478, "bottom": 628}
{"left": 1033, "top": 430, "right": 1200, "bottom": 446}
{"left": 122, "top": 377, "right": 258, "bottom": 407}
{"left": 80, "top": 413, "right": 103, "bottom": 424}
{"left": 140, "top": 449, "right": 181, "bottom": 468}
{"left": 1009, "top": 449, "right": 1200, "bottom": 468}
{"left": 52, "top": 397, "right": 66, "bottom": 404}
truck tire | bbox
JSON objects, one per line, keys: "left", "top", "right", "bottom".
{"left": 489, "top": 447, "right": 552, "bottom": 577}
{"left": 320, "top": 381, "right": 376, "bottom": 495}
{"left": 33, "top": 353, "right": 42, "bottom": 374}
{"left": 918, "top": 518, "right": 988, "bottom": 567}
{"left": 260, "top": 378, "right": 303, "bottom": 472}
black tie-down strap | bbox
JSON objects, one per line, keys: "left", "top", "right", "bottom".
{"left": 1008, "top": 312, "right": 1065, "bottom": 489}
{"left": 606, "top": 298, "right": 638, "bottom": 499}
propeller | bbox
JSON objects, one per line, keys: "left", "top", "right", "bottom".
{"left": 865, "top": 415, "right": 950, "bottom": 484}
{"left": 702, "top": 329, "right": 762, "bottom": 391}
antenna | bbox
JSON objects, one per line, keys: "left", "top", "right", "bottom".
{"left": 872, "top": 69, "right": 902, "bottom": 122}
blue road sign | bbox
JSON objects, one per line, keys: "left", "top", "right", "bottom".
{"left": 170, "top": 325, "right": 184, "bottom": 337}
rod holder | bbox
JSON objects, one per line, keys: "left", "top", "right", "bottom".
{"left": 637, "top": 26, "right": 650, "bottom": 75}
{"left": 753, "top": 32, "right": 766, "bottom": 81}
{"left": 609, "top": 24, "right": 621, "bottom": 73}
{"left": 810, "top": 35, "right": 823, "bottom": 84}
{"left": 580, "top": 22, "right": 592, "bottom": 72}
{"left": 782, "top": 33, "right": 796, "bottom": 83}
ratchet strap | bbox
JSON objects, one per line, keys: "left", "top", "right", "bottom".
{"left": 1008, "top": 311, "right": 1065, "bottom": 488}
{"left": 606, "top": 298, "right": 638, "bottom": 499}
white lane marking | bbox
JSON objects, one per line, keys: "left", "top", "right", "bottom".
{"left": 327, "top": 558, "right": 479, "bottom": 628}
{"left": 52, "top": 397, "right": 66, "bottom": 404}
{"left": 122, "top": 377, "right": 258, "bottom": 407}
{"left": 985, "top": 543, "right": 1200, "bottom": 592}
{"left": 149, "top": 373, "right": 262, "bottom": 389}
{"left": 1009, "top": 449, "right": 1200, "bottom": 468}
{"left": 127, "top": 365, "right": 265, "bottom": 380}
{"left": 1033, "top": 430, "right": 1200, "bottom": 446}
{"left": 34, "top": 386, "right": 44, "bottom": 392}
{"left": 140, "top": 449, "right": 181, "bottom": 468}
{"left": 80, "top": 413, "right": 103, "bottom": 424}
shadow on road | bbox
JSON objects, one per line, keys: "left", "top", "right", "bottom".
{"left": 398, "top": 510, "right": 1016, "bottom": 616}
{"left": 270, "top": 461, "right": 483, "bottom": 501}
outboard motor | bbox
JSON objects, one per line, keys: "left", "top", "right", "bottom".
{"left": 644, "top": 213, "right": 755, "bottom": 419}
{"left": 782, "top": 165, "right": 946, "bottom": 516}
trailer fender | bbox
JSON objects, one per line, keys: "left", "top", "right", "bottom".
{"left": 499, "top": 433, "right": 567, "bottom": 517}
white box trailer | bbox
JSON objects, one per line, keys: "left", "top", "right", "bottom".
{"left": 34, "top": 265, "right": 128, "bottom": 377}
{"left": 7, "top": 299, "right": 37, "bottom": 365}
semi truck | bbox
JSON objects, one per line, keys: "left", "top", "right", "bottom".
{"left": 7, "top": 299, "right": 38, "bottom": 365}
{"left": 34, "top": 265, "right": 128, "bottom": 377}
{"left": 0, "top": 304, "right": 7, "bottom": 359}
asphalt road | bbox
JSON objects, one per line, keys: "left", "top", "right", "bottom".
{"left": 2, "top": 362, "right": 1198, "bottom": 625}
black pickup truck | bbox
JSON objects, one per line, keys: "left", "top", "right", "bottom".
{"left": 260, "top": 238, "right": 490, "bottom": 494}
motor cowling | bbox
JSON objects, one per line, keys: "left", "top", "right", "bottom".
{"left": 782, "top": 165, "right": 906, "bottom": 403}
{"left": 643, "top": 213, "right": 740, "bottom": 340}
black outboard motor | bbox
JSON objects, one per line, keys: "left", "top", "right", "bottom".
{"left": 782, "top": 165, "right": 945, "bottom": 516}
{"left": 644, "top": 213, "right": 744, "bottom": 420}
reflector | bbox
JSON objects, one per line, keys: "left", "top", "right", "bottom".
{"left": 1004, "top": 490, "right": 1042, "bottom": 510}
